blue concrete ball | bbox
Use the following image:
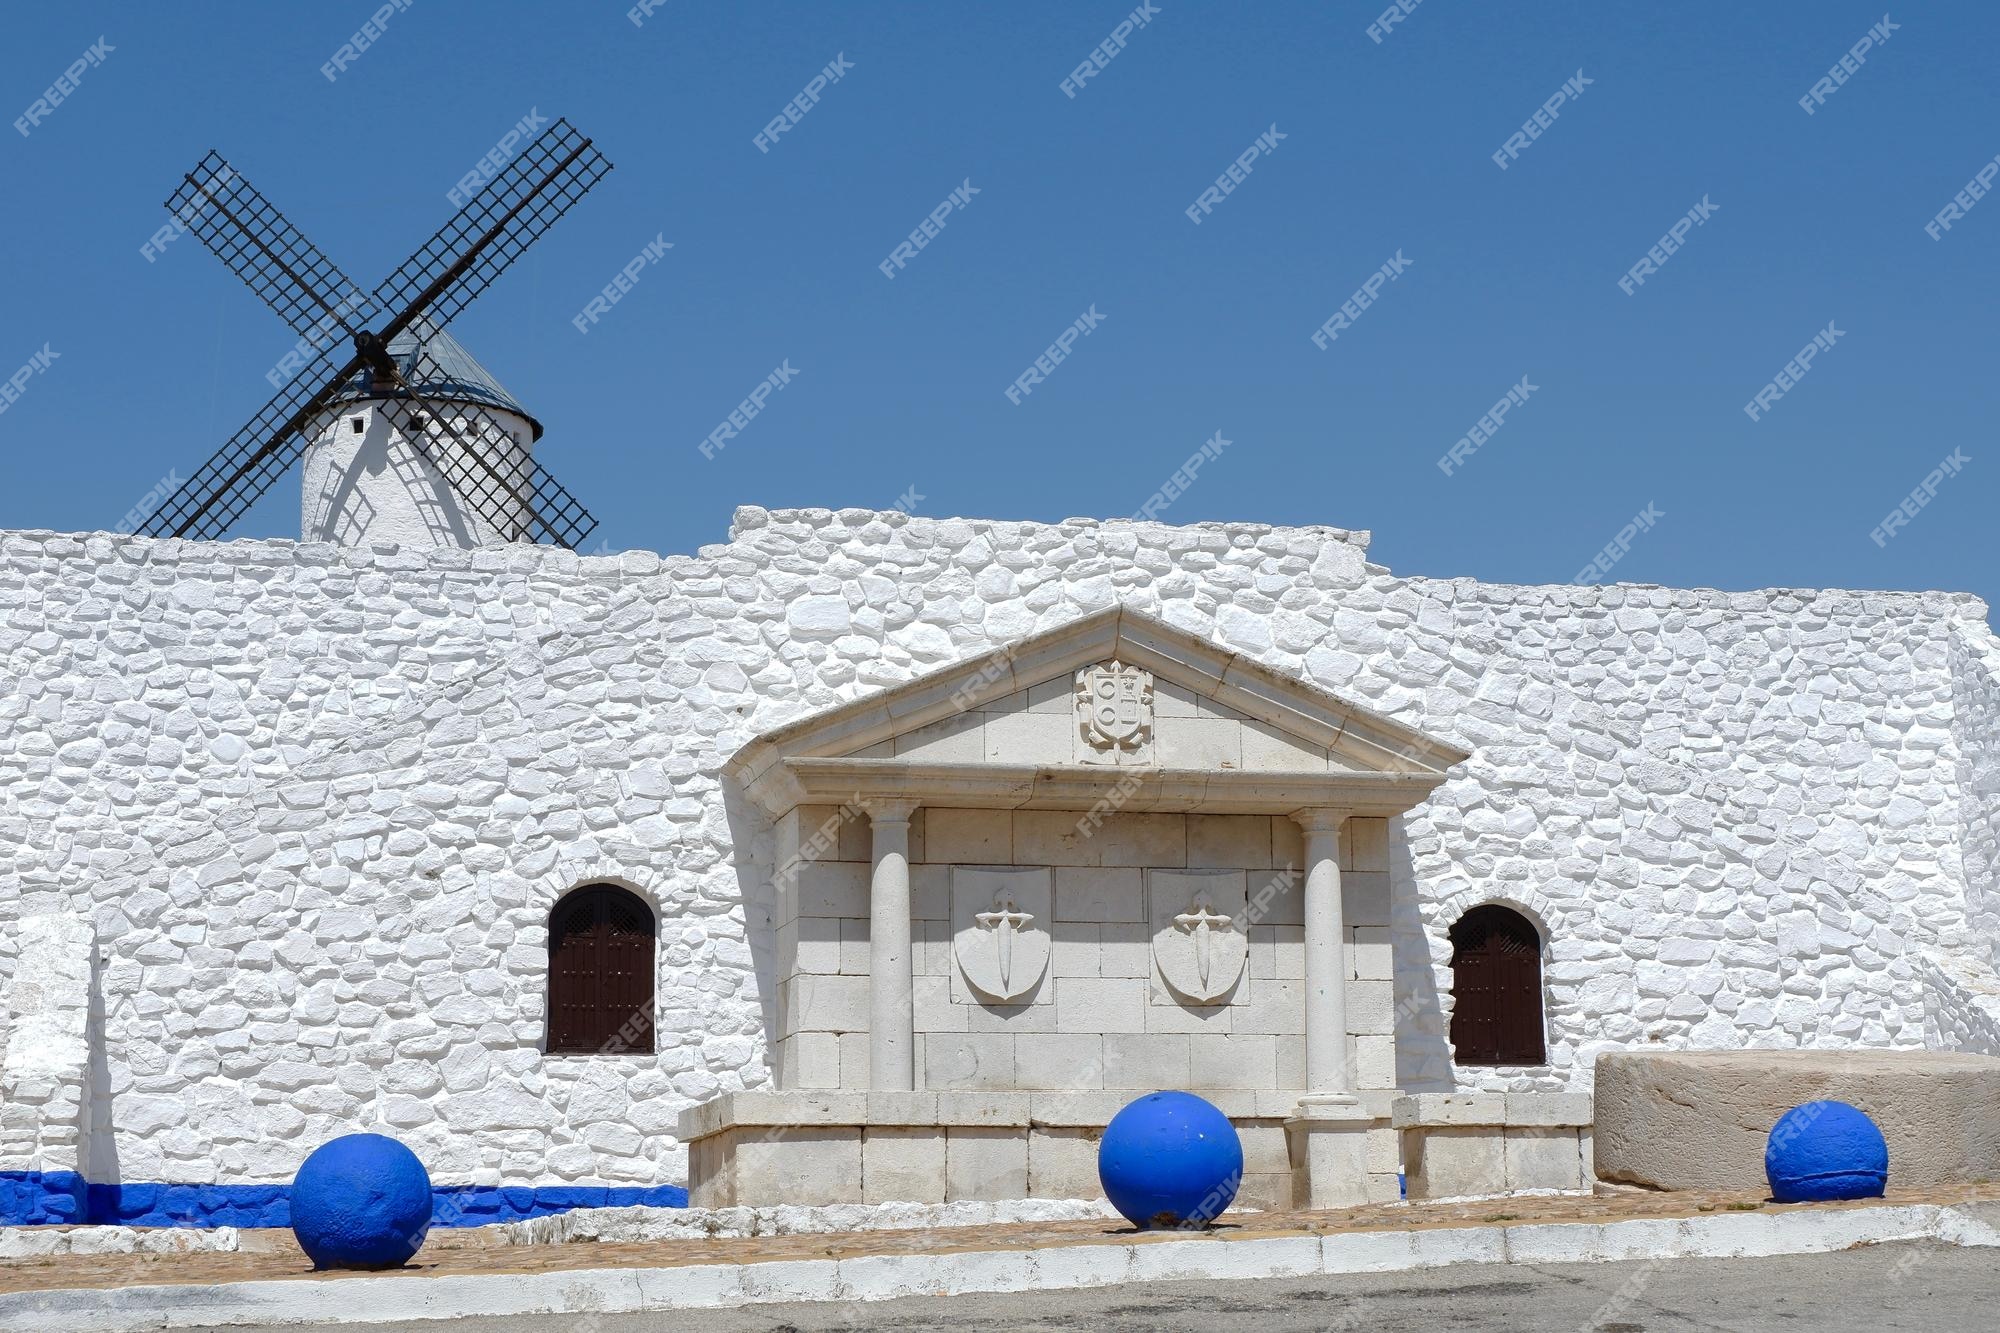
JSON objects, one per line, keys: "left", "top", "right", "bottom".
{"left": 290, "top": 1133, "right": 434, "bottom": 1269}
{"left": 1097, "top": 1091, "right": 1244, "bottom": 1229}
{"left": 1765, "top": 1100, "right": 1888, "bottom": 1203}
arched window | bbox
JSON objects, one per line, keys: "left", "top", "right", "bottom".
{"left": 1447, "top": 904, "right": 1545, "bottom": 1066}
{"left": 547, "top": 885, "right": 656, "bottom": 1054}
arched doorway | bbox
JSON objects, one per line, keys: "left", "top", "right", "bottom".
{"left": 1447, "top": 904, "right": 1545, "bottom": 1066}
{"left": 547, "top": 884, "right": 656, "bottom": 1054}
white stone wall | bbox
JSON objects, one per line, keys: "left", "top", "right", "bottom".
{"left": 1951, "top": 624, "right": 2000, "bottom": 968}
{"left": 0, "top": 913, "right": 96, "bottom": 1177}
{"left": 1, "top": 508, "right": 1996, "bottom": 1188}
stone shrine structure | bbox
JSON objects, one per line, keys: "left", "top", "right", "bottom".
{"left": 686, "top": 605, "right": 1466, "bottom": 1208}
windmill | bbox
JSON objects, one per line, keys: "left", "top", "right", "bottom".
{"left": 137, "top": 119, "right": 611, "bottom": 549}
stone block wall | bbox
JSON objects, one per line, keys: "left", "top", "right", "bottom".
{"left": 770, "top": 806, "right": 1396, "bottom": 1097}
{"left": 1, "top": 508, "right": 1996, "bottom": 1198}
{"left": 1393, "top": 1092, "right": 1593, "bottom": 1199}
{"left": 681, "top": 1088, "right": 1353, "bottom": 1211}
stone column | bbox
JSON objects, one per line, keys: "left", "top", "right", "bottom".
{"left": 868, "top": 800, "right": 921, "bottom": 1091}
{"left": 1296, "top": 808, "right": 1354, "bottom": 1100}
{"left": 1289, "top": 808, "right": 1371, "bottom": 1209}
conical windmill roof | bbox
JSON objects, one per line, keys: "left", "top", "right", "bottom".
{"left": 331, "top": 320, "right": 544, "bottom": 441}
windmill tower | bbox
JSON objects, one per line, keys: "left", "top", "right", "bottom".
{"left": 137, "top": 124, "right": 608, "bottom": 550}
{"left": 303, "top": 324, "right": 540, "bottom": 547}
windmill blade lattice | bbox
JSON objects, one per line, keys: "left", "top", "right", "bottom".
{"left": 369, "top": 120, "right": 611, "bottom": 342}
{"left": 381, "top": 346, "right": 598, "bottom": 549}
{"left": 166, "top": 152, "right": 372, "bottom": 343}
{"left": 136, "top": 343, "right": 363, "bottom": 541}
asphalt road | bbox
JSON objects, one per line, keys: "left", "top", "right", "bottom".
{"left": 211, "top": 1241, "right": 1997, "bottom": 1331}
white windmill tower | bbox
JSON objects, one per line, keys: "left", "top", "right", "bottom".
{"left": 302, "top": 323, "right": 541, "bottom": 548}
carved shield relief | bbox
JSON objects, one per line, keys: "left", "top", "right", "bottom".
{"left": 1148, "top": 869, "right": 1249, "bottom": 1004}
{"left": 951, "top": 866, "right": 1052, "bottom": 1003}
{"left": 1075, "top": 659, "right": 1155, "bottom": 765}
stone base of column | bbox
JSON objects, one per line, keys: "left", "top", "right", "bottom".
{"left": 1287, "top": 1095, "right": 1373, "bottom": 1211}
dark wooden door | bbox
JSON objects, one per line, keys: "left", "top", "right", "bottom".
{"left": 548, "top": 886, "right": 656, "bottom": 1054}
{"left": 1447, "top": 905, "right": 1545, "bottom": 1065}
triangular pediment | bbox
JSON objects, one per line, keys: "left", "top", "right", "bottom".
{"left": 728, "top": 606, "right": 1469, "bottom": 819}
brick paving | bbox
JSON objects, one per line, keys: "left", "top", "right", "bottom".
{"left": 1, "top": 1184, "right": 1992, "bottom": 1296}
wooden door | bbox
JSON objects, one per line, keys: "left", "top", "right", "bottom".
{"left": 1447, "top": 905, "right": 1545, "bottom": 1066}
{"left": 548, "top": 885, "right": 656, "bottom": 1054}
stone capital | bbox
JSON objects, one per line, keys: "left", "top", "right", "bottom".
{"left": 1289, "top": 807, "right": 1352, "bottom": 835}
{"left": 869, "top": 798, "right": 922, "bottom": 828}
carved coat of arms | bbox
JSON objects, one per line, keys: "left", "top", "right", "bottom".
{"left": 951, "top": 867, "right": 1052, "bottom": 1003}
{"left": 1149, "top": 870, "right": 1249, "bottom": 1004}
{"left": 1075, "top": 660, "right": 1154, "bottom": 765}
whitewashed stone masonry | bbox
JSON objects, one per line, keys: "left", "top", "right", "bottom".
{"left": 1, "top": 507, "right": 1997, "bottom": 1194}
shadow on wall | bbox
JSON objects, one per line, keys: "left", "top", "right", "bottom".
{"left": 723, "top": 783, "right": 784, "bottom": 1082}
{"left": 84, "top": 934, "right": 119, "bottom": 1200}
{"left": 305, "top": 411, "right": 480, "bottom": 549}
{"left": 1389, "top": 818, "right": 1453, "bottom": 1092}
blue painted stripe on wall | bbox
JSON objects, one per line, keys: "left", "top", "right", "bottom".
{"left": 0, "top": 1172, "right": 687, "bottom": 1228}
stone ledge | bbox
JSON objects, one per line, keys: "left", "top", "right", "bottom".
{"left": 685, "top": 1089, "right": 1393, "bottom": 1141}
{"left": 1390, "top": 1092, "right": 1591, "bottom": 1129}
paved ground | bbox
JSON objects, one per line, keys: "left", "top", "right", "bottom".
{"left": 12, "top": 1185, "right": 1992, "bottom": 1294}
{"left": 211, "top": 1242, "right": 1993, "bottom": 1331}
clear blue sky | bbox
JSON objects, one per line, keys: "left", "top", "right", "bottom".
{"left": 2, "top": 2, "right": 1993, "bottom": 600}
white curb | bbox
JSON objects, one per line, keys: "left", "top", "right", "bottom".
{"left": 4, "top": 1202, "right": 1991, "bottom": 1331}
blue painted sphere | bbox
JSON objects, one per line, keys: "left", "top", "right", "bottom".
{"left": 1765, "top": 1100, "right": 1888, "bottom": 1203}
{"left": 290, "top": 1133, "right": 434, "bottom": 1269}
{"left": 1097, "top": 1091, "right": 1244, "bottom": 1229}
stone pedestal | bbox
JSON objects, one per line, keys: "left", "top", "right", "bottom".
{"left": 1286, "top": 1097, "right": 1374, "bottom": 1209}
{"left": 1393, "top": 1092, "right": 1593, "bottom": 1199}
